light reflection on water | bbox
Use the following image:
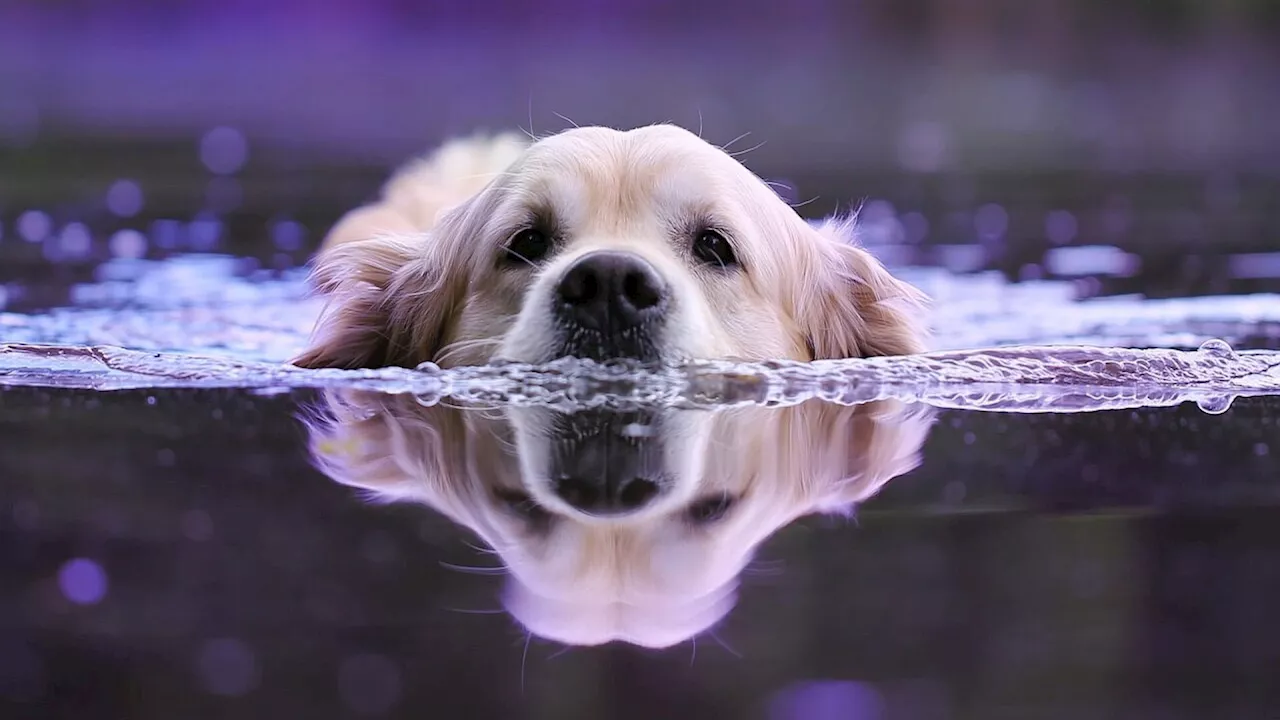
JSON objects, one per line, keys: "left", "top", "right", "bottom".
{"left": 0, "top": 254, "right": 1278, "bottom": 368}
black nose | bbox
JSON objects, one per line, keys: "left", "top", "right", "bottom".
{"left": 555, "top": 251, "right": 669, "bottom": 331}
{"left": 553, "top": 474, "right": 661, "bottom": 515}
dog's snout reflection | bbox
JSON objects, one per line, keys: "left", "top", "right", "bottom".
{"left": 303, "top": 391, "right": 934, "bottom": 649}
{"left": 549, "top": 409, "right": 667, "bottom": 515}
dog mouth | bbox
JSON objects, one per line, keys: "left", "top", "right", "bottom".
{"left": 550, "top": 250, "right": 670, "bottom": 362}
{"left": 544, "top": 408, "right": 669, "bottom": 516}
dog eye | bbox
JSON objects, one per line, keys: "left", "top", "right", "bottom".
{"left": 692, "top": 229, "right": 738, "bottom": 268}
{"left": 685, "top": 493, "right": 737, "bottom": 525}
{"left": 503, "top": 227, "right": 553, "bottom": 267}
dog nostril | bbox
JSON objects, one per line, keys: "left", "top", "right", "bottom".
{"left": 621, "top": 270, "right": 662, "bottom": 311}
{"left": 554, "top": 476, "right": 601, "bottom": 510}
{"left": 616, "top": 477, "right": 660, "bottom": 510}
{"left": 559, "top": 267, "right": 599, "bottom": 307}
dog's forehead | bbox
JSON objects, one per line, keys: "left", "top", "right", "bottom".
{"left": 515, "top": 129, "right": 757, "bottom": 224}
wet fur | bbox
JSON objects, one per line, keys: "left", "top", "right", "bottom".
{"left": 292, "top": 124, "right": 928, "bottom": 370}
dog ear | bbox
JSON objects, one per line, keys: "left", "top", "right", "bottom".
{"left": 301, "top": 391, "right": 501, "bottom": 531}
{"left": 798, "top": 216, "right": 929, "bottom": 359}
{"left": 291, "top": 230, "right": 462, "bottom": 370}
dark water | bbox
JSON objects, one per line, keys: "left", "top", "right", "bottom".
{"left": 2, "top": 386, "right": 1279, "bottom": 719}
{"left": 3, "top": 139, "right": 1280, "bottom": 719}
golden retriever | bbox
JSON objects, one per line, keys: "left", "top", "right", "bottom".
{"left": 291, "top": 124, "right": 928, "bottom": 371}
{"left": 304, "top": 391, "right": 934, "bottom": 648}
{"left": 292, "top": 124, "right": 933, "bottom": 646}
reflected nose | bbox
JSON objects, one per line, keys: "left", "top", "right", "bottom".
{"left": 555, "top": 251, "right": 669, "bottom": 331}
{"left": 553, "top": 474, "right": 661, "bottom": 515}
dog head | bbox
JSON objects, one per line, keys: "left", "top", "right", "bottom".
{"left": 304, "top": 390, "right": 935, "bottom": 648}
{"left": 292, "top": 124, "right": 927, "bottom": 370}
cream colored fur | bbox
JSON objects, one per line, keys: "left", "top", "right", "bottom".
{"left": 292, "top": 124, "right": 928, "bottom": 370}
{"left": 304, "top": 390, "right": 935, "bottom": 648}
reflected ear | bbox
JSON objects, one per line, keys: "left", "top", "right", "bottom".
{"left": 800, "top": 216, "right": 929, "bottom": 359}
{"left": 806, "top": 400, "right": 936, "bottom": 515}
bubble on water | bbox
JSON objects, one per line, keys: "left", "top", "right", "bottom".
{"left": 188, "top": 216, "right": 223, "bottom": 251}
{"left": 1195, "top": 395, "right": 1235, "bottom": 415}
{"left": 1045, "top": 210, "right": 1078, "bottom": 245}
{"left": 620, "top": 423, "right": 655, "bottom": 438}
{"left": 57, "top": 558, "right": 108, "bottom": 605}
{"left": 16, "top": 211, "right": 51, "bottom": 243}
{"left": 108, "top": 230, "right": 148, "bottom": 260}
{"left": 51, "top": 222, "right": 93, "bottom": 261}
{"left": 105, "top": 180, "right": 144, "bottom": 217}
{"left": 1197, "top": 339, "right": 1235, "bottom": 358}
{"left": 199, "top": 126, "right": 249, "bottom": 175}
{"left": 338, "top": 653, "right": 403, "bottom": 715}
{"left": 196, "top": 638, "right": 260, "bottom": 697}
{"left": 150, "top": 219, "right": 184, "bottom": 250}
{"left": 769, "top": 680, "right": 886, "bottom": 720}
{"left": 271, "top": 220, "right": 306, "bottom": 251}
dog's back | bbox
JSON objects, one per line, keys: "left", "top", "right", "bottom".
{"left": 324, "top": 132, "right": 529, "bottom": 248}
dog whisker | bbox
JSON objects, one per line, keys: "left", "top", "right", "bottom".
{"left": 441, "top": 606, "right": 509, "bottom": 615}
{"left": 727, "top": 139, "right": 767, "bottom": 158}
{"left": 552, "top": 111, "right": 580, "bottom": 129}
{"left": 719, "top": 131, "right": 752, "bottom": 151}
{"left": 439, "top": 560, "right": 508, "bottom": 576}
{"left": 709, "top": 630, "right": 742, "bottom": 659}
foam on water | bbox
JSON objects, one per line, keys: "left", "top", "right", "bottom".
{"left": 2, "top": 255, "right": 1279, "bottom": 414}
{"left": 1, "top": 341, "right": 1277, "bottom": 415}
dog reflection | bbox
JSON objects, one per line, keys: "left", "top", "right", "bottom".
{"left": 304, "top": 390, "right": 933, "bottom": 648}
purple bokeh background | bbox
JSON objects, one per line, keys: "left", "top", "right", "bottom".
{"left": 2, "top": 0, "right": 1278, "bottom": 173}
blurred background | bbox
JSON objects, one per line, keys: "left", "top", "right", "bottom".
{"left": 2, "top": 0, "right": 1279, "bottom": 309}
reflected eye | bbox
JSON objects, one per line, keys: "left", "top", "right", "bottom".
{"left": 692, "top": 229, "right": 738, "bottom": 268}
{"left": 503, "top": 227, "right": 553, "bottom": 266}
{"left": 686, "top": 493, "right": 737, "bottom": 525}
{"left": 495, "top": 489, "right": 552, "bottom": 525}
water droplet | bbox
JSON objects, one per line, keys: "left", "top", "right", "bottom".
{"left": 1196, "top": 395, "right": 1234, "bottom": 415}
{"left": 57, "top": 558, "right": 108, "bottom": 605}
{"left": 105, "top": 179, "right": 145, "bottom": 217}
{"left": 16, "top": 211, "right": 51, "bottom": 243}
{"left": 271, "top": 220, "right": 306, "bottom": 251}
{"left": 1044, "top": 210, "right": 1078, "bottom": 245}
{"left": 199, "top": 127, "right": 249, "bottom": 175}
{"left": 1197, "top": 339, "right": 1235, "bottom": 358}
{"left": 108, "top": 229, "right": 148, "bottom": 260}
